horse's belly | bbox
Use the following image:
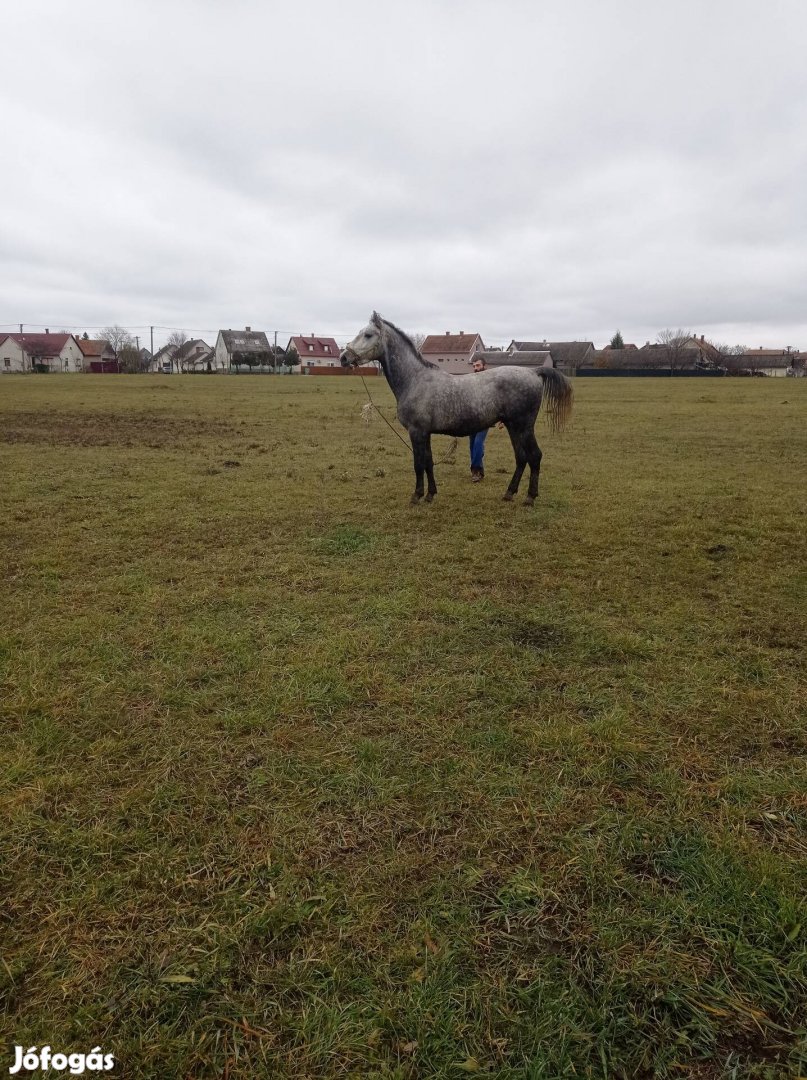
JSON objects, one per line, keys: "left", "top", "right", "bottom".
{"left": 433, "top": 420, "right": 487, "bottom": 437}
{"left": 400, "top": 395, "right": 499, "bottom": 436}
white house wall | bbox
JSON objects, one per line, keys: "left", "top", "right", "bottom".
{"left": 214, "top": 334, "right": 231, "bottom": 372}
{"left": 60, "top": 337, "right": 85, "bottom": 372}
{"left": 1, "top": 338, "right": 27, "bottom": 372}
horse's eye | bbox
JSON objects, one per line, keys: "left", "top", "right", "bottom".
{"left": 364, "top": 332, "right": 372, "bottom": 339}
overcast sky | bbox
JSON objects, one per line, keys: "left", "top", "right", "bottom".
{"left": 2, "top": 0, "right": 806, "bottom": 351}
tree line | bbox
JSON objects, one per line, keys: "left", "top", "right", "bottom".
{"left": 605, "top": 328, "right": 791, "bottom": 373}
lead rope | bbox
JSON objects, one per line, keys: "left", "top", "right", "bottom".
{"left": 359, "top": 373, "right": 412, "bottom": 451}
{"left": 359, "top": 373, "right": 459, "bottom": 465}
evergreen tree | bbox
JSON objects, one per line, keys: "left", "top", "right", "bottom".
{"left": 610, "top": 330, "right": 624, "bottom": 349}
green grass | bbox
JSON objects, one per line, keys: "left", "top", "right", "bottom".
{"left": 1, "top": 374, "right": 806, "bottom": 1078}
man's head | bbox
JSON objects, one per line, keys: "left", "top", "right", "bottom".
{"left": 472, "top": 355, "right": 486, "bottom": 373}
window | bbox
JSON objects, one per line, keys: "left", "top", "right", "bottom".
{"left": 3, "top": 358, "right": 9, "bottom": 368}
{"left": 324, "top": 344, "right": 330, "bottom": 353}
{"left": 308, "top": 344, "right": 314, "bottom": 352}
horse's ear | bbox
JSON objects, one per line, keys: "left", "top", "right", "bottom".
{"left": 371, "top": 311, "right": 383, "bottom": 328}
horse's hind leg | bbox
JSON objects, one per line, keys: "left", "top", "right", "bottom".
{"left": 523, "top": 432, "right": 543, "bottom": 506}
{"left": 503, "top": 424, "right": 528, "bottom": 501}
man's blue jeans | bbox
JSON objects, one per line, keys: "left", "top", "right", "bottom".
{"left": 469, "top": 429, "right": 488, "bottom": 470}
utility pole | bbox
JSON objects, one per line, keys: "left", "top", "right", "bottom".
{"left": 19, "top": 323, "right": 27, "bottom": 373}
{"left": 150, "top": 325, "right": 154, "bottom": 364}
{"left": 274, "top": 330, "right": 277, "bottom": 374}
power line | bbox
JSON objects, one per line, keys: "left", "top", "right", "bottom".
{"left": 0, "top": 321, "right": 355, "bottom": 339}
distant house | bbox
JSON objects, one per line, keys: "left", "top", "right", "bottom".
{"left": 139, "top": 347, "right": 152, "bottom": 369}
{"left": 286, "top": 334, "right": 341, "bottom": 373}
{"left": 78, "top": 338, "right": 119, "bottom": 373}
{"left": 681, "top": 335, "right": 724, "bottom": 367}
{"left": 174, "top": 339, "right": 215, "bottom": 373}
{"left": 733, "top": 348, "right": 793, "bottom": 377}
{"left": 421, "top": 332, "right": 485, "bottom": 374}
{"left": 147, "top": 339, "right": 216, "bottom": 374}
{"left": 509, "top": 340, "right": 595, "bottom": 374}
{"left": 580, "top": 344, "right": 717, "bottom": 376}
{"left": 150, "top": 344, "right": 178, "bottom": 374}
{"left": 215, "top": 328, "right": 273, "bottom": 371}
{"left": 0, "top": 331, "right": 84, "bottom": 373}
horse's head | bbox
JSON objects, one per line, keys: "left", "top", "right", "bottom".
{"left": 340, "top": 311, "right": 385, "bottom": 367}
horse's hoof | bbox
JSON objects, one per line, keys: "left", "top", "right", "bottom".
{"left": 410, "top": 494, "right": 422, "bottom": 505}
{"left": 424, "top": 492, "right": 434, "bottom": 503}
{"left": 523, "top": 496, "right": 535, "bottom": 507}
{"left": 502, "top": 492, "right": 514, "bottom": 502}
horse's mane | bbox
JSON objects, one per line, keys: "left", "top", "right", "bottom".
{"left": 380, "top": 317, "right": 438, "bottom": 369}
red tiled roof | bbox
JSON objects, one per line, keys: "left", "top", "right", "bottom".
{"left": 289, "top": 335, "right": 340, "bottom": 359}
{"left": 77, "top": 338, "right": 111, "bottom": 357}
{"left": 6, "top": 333, "right": 71, "bottom": 358}
{"left": 421, "top": 333, "right": 482, "bottom": 354}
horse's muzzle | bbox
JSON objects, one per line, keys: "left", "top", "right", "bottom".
{"left": 340, "top": 349, "right": 356, "bottom": 368}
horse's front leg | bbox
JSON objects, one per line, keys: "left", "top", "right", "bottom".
{"left": 424, "top": 434, "right": 437, "bottom": 502}
{"left": 410, "top": 431, "right": 427, "bottom": 504}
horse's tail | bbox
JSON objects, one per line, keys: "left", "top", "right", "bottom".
{"left": 539, "top": 368, "right": 573, "bottom": 433}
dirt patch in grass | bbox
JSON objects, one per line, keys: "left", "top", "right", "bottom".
{"left": 509, "top": 620, "right": 569, "bottom": 650}
{"left": 0, "top": 410, "right": 240, "bottom": 448}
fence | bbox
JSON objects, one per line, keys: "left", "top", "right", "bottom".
{"left": 576, "top": 368, "right": 724, "bottom": 378}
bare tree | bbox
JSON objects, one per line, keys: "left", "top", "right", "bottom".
{"left": 706, "top": 341, "right": 746, "bottom": 374}
{"left": 409, "top": 332, "right": 427, "bottom": 353}
{"left": 656, "top": 328, "right": 694, "bottom": 373}
{"left": 118, "top": 342, "right": 142, "bottom": 373}
{"left": 166, "top": 330, "right": 189, "bottom": 373}
{"left": 102, "top": 324, "right": 134, "bottom": 355}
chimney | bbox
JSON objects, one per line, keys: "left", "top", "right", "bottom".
{"left": 701, "top": 334, "right": 704, "bottom": 341}
{"left": 459, "top": 330, "right": 464, "bottom": 335}
{"left": 45, "top": 328, "right": 49, "bottom": 334}
{"left": 245, "top": 326, "right": 251, "bottom": 332}
{"left": 445, "top": 330, "right": 450, "bottom": 335}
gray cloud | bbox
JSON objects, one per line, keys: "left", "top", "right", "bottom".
{"left": 1, "top": 0, "right": 806, "bottom": 350}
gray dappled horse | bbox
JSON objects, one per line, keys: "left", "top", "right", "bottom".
{"left": 340, "top": 313, "right": 573, "bottom": 505}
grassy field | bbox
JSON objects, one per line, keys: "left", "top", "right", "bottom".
{"left": 1, "top": 373, "right": 806, "bottom": 1079}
